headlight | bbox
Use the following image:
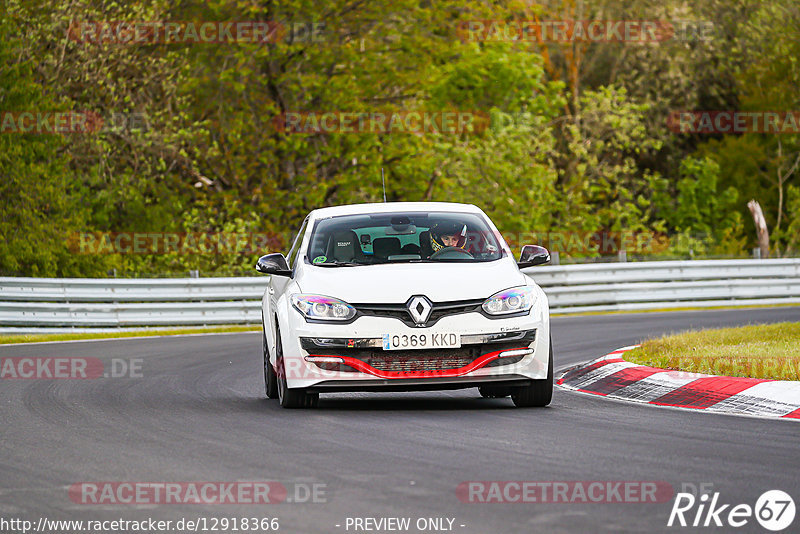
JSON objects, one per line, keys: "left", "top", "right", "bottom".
{"left": 482, "top": 287, "right": 536, "bottom": 316}
{"left": 291, "top": 294, "right": 356, "bottom": 321}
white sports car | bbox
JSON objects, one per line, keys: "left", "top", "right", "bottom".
{"left": 256, "top": 202, "right": 552, "bottom": 408}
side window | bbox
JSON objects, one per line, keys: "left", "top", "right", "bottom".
{"left": 286, "top": 217, "right": 309, "bottom": 268}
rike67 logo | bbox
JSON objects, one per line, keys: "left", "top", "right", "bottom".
{"left": 668, "top": 490, "right": 795, "bottom": 531}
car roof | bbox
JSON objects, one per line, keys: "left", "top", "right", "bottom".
{"left": 308, "top": 202, "right": 483, "bottom": 220}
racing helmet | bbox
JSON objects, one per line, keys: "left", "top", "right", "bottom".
{"left": 429, "top": 221, "right": 468, "bottom": 252}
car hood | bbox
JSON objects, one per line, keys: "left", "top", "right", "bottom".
{"left": 295, "top": 259, "right": 527, "bottom": 303}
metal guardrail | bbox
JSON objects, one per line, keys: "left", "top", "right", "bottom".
{"left": 1, "top": 259, "right": 799, "bottom": 333}
{"left": 528, "top": 259, "right": 800, "bottom": 313}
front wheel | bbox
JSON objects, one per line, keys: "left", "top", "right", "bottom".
{"left": 511, "top": 340, "right": 553, "bottom": 408}
{"left": 275, "top": 326, "right": 319, "bottom": 409}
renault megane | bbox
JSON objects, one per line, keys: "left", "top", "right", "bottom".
{"left": 256, "top": 202, "right": 552, "bottom": 408}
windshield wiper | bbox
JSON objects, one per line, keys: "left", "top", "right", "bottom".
{"left": 384, "top": 258, "right": 436, "bottom": 263}
{"left": 314, "top": 261, "right": 363, "bottom": 267}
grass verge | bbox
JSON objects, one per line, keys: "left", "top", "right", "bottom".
{"left": 0, "top": 325, "right": 260, "bottom": 345}
{"left": 624, "top": 322, "right": 800, "bottom": 380}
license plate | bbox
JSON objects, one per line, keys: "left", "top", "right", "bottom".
{"left": 382, "top": 333, "right": 461, "bottom": 350}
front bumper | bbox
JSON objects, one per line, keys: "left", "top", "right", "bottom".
{"left": 280, "top": 310, "right": 549, "bottom": 390}
{"left": 301, "top": 329, "right": 536, "bottom": 378}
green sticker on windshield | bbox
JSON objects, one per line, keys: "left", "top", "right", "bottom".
{"left": 313, "top": 255, "right": 327, "bottom": 264}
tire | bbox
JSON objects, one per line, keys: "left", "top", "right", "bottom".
{"left": 275, "top": 326, "right": 319, "bottom": 409}
{"left": 511, "top": 340, "right": 553, "bottom": 408}
{"left": 478, "top": 386, "right": 512, "bottom": 398}
{"left": 263, "top": 327, "right": 278, "bottom": 399}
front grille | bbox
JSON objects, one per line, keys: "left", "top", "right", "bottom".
{"left": 353, "top": 299, "right": 484, "bottom": 327}
{"left": 360, "top": 349, "right": 476, "bottom": 372}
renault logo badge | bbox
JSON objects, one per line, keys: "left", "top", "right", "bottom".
{"left": 407, "top": 295, "right": 433, "bottom": 325}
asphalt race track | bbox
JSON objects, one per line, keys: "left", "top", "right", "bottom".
{"left": 2, "top": 308, "right": 800, "bottom": 533}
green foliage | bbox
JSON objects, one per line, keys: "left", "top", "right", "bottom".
{"left": 693, "top": 0, "right": 800, "bottom": 255}
{"left": 0, "top": 11, "right": 107, "bottom": 276}
{"left": 1, "top": 0, "right": 799, "bottom": 276}
{"left": 779, "top": 186, "right": 800, "bottom": 255}
{"left": 557, "top": 86, "right": 662, "bottom": 235}
{"left": 651, "top": 157, "right": 745, "bottom": 257}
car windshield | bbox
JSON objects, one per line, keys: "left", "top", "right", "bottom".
{"left": 305, "top": 211, "right": 505, "bottom": 266}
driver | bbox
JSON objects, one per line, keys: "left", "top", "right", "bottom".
{"left": 429, "top": 221, "right": 468, "bottom": 253}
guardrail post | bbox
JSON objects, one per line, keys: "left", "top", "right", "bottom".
{"left": 550, "top": 251, "right": 560, "bottom": 265}
{"left": 618, "top": 250, "right": 627, "bottom": 262}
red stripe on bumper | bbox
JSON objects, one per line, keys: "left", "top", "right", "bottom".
{"left": 309, "top": 348, "right": 528, "bottom": 379}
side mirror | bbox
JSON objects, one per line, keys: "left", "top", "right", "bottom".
{"left": 255, "top": 253, "right": 292, "bottom": 277}
{"left": 517, "top": 245, "right": 550, "bottom": 267}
